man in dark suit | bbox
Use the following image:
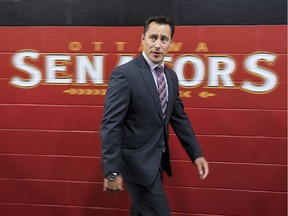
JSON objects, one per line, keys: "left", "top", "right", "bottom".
{"left": 101, "top": 16, "right": 209, "bottom": 216}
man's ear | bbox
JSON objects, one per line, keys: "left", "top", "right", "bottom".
{"left": 141, "top": 33, "right": 145, "bottom": 46}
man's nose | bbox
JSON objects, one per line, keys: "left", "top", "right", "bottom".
{"left": 154, "top": 39, "right": 161, "bottom": 48}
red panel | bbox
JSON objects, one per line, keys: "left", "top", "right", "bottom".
{"left": 167, "top": 161, "right": 287, "bottom": 192}
{"left": 186, "top": 108, "right": 287, "bottom": 137}
{"left": 166, "top": 187, "right": 287, "bottom": 216}
{"left": 0, "top": 204, "right": 220, "bottom": 216}
{"left": 0, "top": 79, "right": 106, "bottom": 106}
{"left": 0, "top": 179, "right": 286, "bottom": 216}
{"left": 0, "top": 155, "right": 286, "bottom": 192}
{"left": 1, "top": 130, "right": 286, "bottom": 164}
{"left": 0, "top": 180, "right": 130, "bottom": 208}
{"left": 0, "top": 104, "right": 102, "bottom": 131}
{"left": 0, "top": 130, "right": 100, "bottom": 157}
{"left": 0, "top": 204, "right": 214, "bottom": 216}
{"left": 176, "top": 25, "right": 287, "bottom": 54}
{"left": 0, "top": 105, "right": 286, "bottom": 137}
{"left": 0, "top": 27, "right": 141, "bottom": 53}
{"left": 0, "top": 204, "right": 129, "bottom": 216}
{"left": 170, "top": 134, "right": 287, "bottom": 164}
{"left": 0, "top": 155, "right": 102, "bottom": 183}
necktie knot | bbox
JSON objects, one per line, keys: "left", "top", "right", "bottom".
{"left": 156, "top": 65, "right": 164, "bottom": 75}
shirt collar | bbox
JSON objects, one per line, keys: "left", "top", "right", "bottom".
{"left": 142, "top": 51, "right": 164, "bottom": 71}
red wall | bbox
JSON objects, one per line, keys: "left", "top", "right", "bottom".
{"left": 0, "top": 26, "right": 287, "bottom": 216}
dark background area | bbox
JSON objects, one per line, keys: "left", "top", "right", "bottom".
{"left": 0, "top": 0, "right": 287, "bottom": 26}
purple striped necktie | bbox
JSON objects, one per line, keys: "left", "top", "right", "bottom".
{"left": 156, "top": 65, "right": 167, "bottom": 118}
{"left": 156, "top": 65, "right": 167, "bottom": 152}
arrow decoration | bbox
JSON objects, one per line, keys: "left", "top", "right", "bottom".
{"left": 63, "top": 88, "right": 106, "bottom": 95}
{"left": 198, "top": 91, "right": 216, "bottom": 98}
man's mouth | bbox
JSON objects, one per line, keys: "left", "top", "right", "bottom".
{"left": 152, "top": 51, "right": 162, "bottom": 55}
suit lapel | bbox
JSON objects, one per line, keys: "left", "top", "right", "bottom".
{"left": 135, "top": 55, "right": 164, "bottom": 121}
{"left": 139, "top": 67, "right": 164, "bottom": 120}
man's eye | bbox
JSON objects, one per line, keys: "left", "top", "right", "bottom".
{"left": 161, "top": 37, "right": 168, "bottom": 43}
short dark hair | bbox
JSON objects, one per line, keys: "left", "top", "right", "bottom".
{"left": 143, "top": 16, "right": 175, "bottom": 39}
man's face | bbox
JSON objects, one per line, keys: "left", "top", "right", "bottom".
{"left": 141, "top": 22, "right": 172, "bottom": 64}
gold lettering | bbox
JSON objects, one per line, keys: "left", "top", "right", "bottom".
{"left": 69, "top": 42, "right": 82, "bottom": 51}
{"left": 92, "top": 42, "right": 104, "bottom": 51}
{"left": 115, "top": 42, "right": 127, "bottom": 51}
{"left": 195, "top": 42, "right": 209, "bottom": 52}
{"left": 169, "top": 42, "right": 183, "bottom": 52}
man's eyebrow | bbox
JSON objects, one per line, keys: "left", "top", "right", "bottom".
{"left": 161, "top": 34, "right": 169, "bottom": 38}
{"left": 149, "top": 33, "right": 170, "bottom": 39}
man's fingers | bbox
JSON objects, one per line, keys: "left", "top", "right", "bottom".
{"left": 199, "top": 171, "right": 208, "bottom": 180}
{"left": 199, "top": 163, "right": 209, "bottom": 180}
{"left": 195, "top": 157, "right": 209, "bottom": 180}
{"left": 106, "top": 188, "right": 122, "bottom": 195}
{"left": 197, "top": 165, "right": 204, "bottom": 176}
{"left": 103, "top": 182, "right": 108, "bottom": 192}
{"left": 103, "top": 178, "right": 124, "bottom": 195}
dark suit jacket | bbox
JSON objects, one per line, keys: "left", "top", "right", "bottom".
{"left": 101, "top": 54, "right": 203, "bottom": 185}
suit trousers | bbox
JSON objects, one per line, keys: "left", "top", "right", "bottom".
{"left": 125, "top": 162, "right": 171, "bottom": 216}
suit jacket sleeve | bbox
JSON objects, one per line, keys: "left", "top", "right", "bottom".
{"left": 169, "top": 73, "right": 203, "bottom": 162}
{"left": 100, "top": 67, "right": 130, "bottom": 177}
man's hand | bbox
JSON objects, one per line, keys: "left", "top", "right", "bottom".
{"left": 194, "top": 157, "right": 209, "bottom": 180}
{"left": 103, "top": 175, "right": 124, "bottom": 195}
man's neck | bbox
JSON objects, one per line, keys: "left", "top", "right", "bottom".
{"left": 142, "top": 51, "right": 163, "bottom": 69}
